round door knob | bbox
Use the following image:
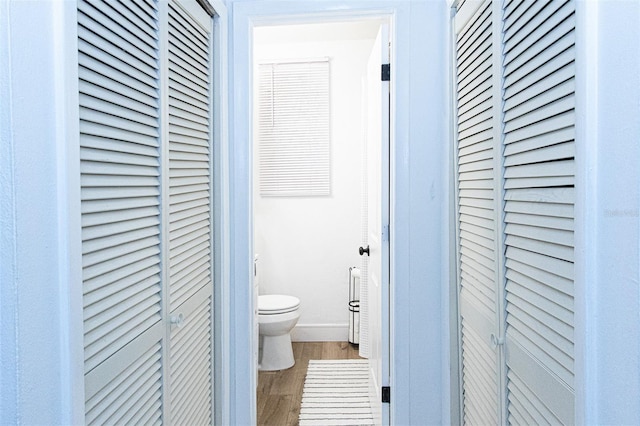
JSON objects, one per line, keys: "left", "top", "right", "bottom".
{"left": 170, "top": 313, "right": 185, "bottom": 328}
{"left": 359, "top": 245, "right": 370, "bottom": 256}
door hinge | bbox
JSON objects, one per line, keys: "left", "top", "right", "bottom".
{"left": 382, "top": 386, "right": 391, "bottom": 403}
{"left": 381, "top": 64, "right": 390, "bottom": 81}
{"left": 382, "top": 224, "right": 390, "bottom": 242}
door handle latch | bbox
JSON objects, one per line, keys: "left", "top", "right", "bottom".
{"left": 359, "top": 246, "right": 370, "bottom": 256}
{"left": 171, "top": 313, "right": 185, "bottom": 328}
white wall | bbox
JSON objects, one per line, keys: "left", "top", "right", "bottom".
{"left": 0, "top": 1, "right": 84, "bottom": 424}
{"left": 253, "top": 22, "right": 378, "bottom": 341}
{"left": 577, "top": 1, "right": 640, "bottom": 424}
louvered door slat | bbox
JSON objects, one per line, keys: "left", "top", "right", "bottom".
{"left": 460, "top": 251, "right": 493, "bottom": 282}
{"left": 503, "top": 32, "right": 574, "bottom": 92}
{"left": 169, "top": 288, "right": 213, "bottom": 424}
{"left": 78, "top": 1, "right": 158, "bottom": 50}
{"left": 166, "top": 2, "right": 213, "bottom": 424}
{"left": 505, "top": 211, "right": 573, "bottom": 230}
{"left": 85, "top": 322, "right": 164, "bottom": 424}
{"left": 168, "top": 22, "right": 208, "bottom": 68}
{"left": 80, "top": 81, "right": 158, "bottom": 118}
{"left": 86, "top": 344, "right": 162, "bottom": 424}
{"left": 79, "top": 0, "right": 164, "bottom": 423}
{"left": 504, "top": 0, "right": 573, "bottom": 65}
{"left": 504, "top": 0, "right": 549, "bottom": 36}
{"left": 78, "top": 39, "right": 158, "bottom": 91}
{"left": 457, "top": 68, "right": 492, "bottom": 107}
{"left": 504, "top": 141, "right": 574, "bottom": 168}
{"left": 457, "top": 4, "right": 491, "bottom": 56}
{"left": 507, "top": 372, "right": 560, "bottom": 424}
{"left": 506, "top": 289, "right": 573, "bottom": 349}
{"left": 171, "top": 186, "right": 209, "bottom": 202}
{"left": 80, "top": 107, "right": 160, "bottom": 138}
{"left": 460, "top": 319, "right": 499, "bottom": 425}
{"left": 505, "top": 200, "right": 573, "bottom": 219}
{"left": 79, "top": 72, "right": 158, "bottom": 113}
{"left": 455, "top": 1, "right": 500, "bottom": 424}
{"left": 504, "top": 59, "right": 574, "bottom": 114}
{"left": 80, "top": 121, "right": 159, "bottom": 147}
{"left": 170, "top": 78, "right": 209, "bottom": 107}
{"left": 77, "top": 22, "right": 157, "bottom": 76}
{"left": 169, "top": 103, "right": 209, "bottom": 125}
{"left": 502, "top": 0, "right": 576, "bottom": 422}
{"left": 505, "top": 222, "right": 573, "bottom": 248}
{"left": 78, "top": 2, "right": 157, "bottom": 52}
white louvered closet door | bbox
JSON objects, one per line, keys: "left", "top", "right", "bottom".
{"left": 79, "top": 0, "right": 164, "bottom": 423}
{"left": 165, "top": 1, "right": 214, "bottom": 424}
{"left": 453, "top": 0, "right": 577, "bottom": 424}
{"left": 454, "top": 1, "right": 502, "bottom": 424}
{"left": 79, "top": 0, "right": 215, "bottom": 423}
{"left": 502, "top": 0, "right": 575, "bottom": 424}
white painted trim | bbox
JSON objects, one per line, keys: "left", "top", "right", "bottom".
{"left": 208, "top": 1, "right": 231, "bottom": 426}
{"left": 291, "top": 324, "right": 350, "bottom": 342}
{"left": 447, "top": 3, "right": 463, "bottom": 425}
{"left": 453, "top": 0, "right": 484, "bottom": 35}
{"left": 157, "top": 1, "right": 172, "bottom": 420}
{"left": 574, "top": 1, "right": 599, "bottom": 424}
{"left": 55, "top": 1, "right": 84, "bottom": 423}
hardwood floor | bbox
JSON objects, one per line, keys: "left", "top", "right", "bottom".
{"left": 257, "top": 341, "right": 362, "bottom": 426}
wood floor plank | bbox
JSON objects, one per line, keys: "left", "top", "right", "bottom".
{"left": 259, "top": 394, "right": 293, "bottom": 426}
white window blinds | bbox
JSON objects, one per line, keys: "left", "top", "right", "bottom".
{"left": 258, "top": 60, "right": 331, "bottom": 196}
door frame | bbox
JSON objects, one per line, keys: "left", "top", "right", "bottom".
{"left": 225, "top": 2, "right": 451, "bottom": 425}
{"left": 230, "top": 4, "right": 395, "bottom": 426}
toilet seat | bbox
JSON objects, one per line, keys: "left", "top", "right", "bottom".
{"left": 259, "top": 295, "right": 300, "bottom": 315}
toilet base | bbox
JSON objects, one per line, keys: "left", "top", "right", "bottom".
{"left": 259, "top": 333, "right": 295, "bottom": 371}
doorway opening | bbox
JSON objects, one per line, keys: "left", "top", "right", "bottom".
{"left": 251, "top": 18, "right": 391, "bottom": 425}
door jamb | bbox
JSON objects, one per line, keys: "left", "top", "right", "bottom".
{"left": 231, "top": 6, "right": 397, "bottom": 425}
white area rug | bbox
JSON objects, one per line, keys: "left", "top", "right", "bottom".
{"left": 299, "top": 359, "right": 374, "bottom": 426}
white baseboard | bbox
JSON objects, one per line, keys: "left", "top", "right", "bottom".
{"left": 291, "top": 323, "right": 349, "bottom": 342}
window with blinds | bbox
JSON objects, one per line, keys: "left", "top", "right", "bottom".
{"left": 258, "top": 60, "right": 331, "bottom": 196}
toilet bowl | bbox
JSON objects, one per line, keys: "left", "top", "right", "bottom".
{"left": 258, "top": 294, "right": 300, "bottom": 371}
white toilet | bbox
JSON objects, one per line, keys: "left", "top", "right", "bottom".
{"left": 258, "top": 294, "right": 300, "bottom": 371}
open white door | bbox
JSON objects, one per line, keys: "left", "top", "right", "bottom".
{"left": 363, "top": 23, "right": 390, "bottom": 426}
